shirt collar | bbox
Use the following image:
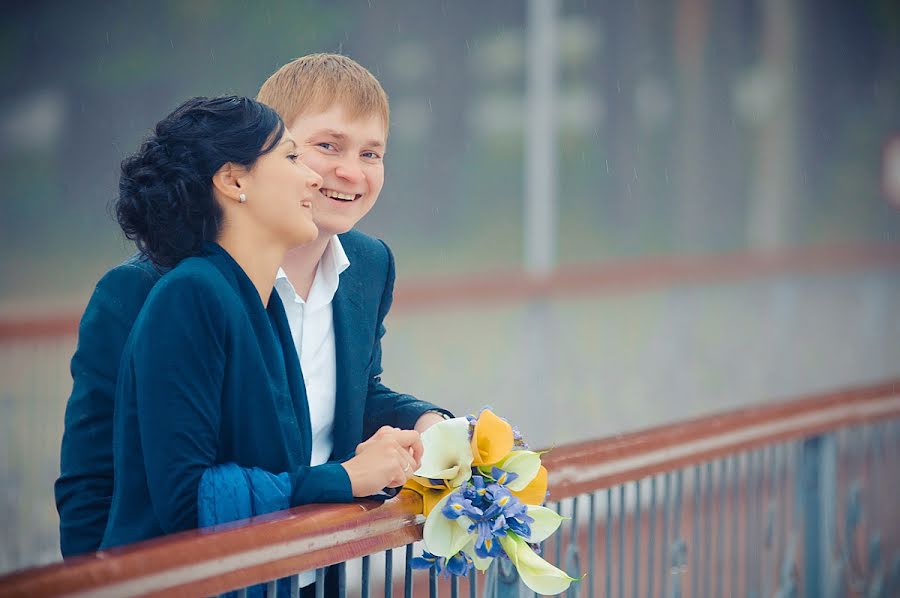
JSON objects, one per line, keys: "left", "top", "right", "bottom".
{"left": 275, "top": 235, "right": 350, "bottom": 310}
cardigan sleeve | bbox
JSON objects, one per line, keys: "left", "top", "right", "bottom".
{"left": 362, "top": 241, "right": 452, "bottom": 439}
{"left": 55, "top": 260, "right": 159, "bottom": 557}
{"left": 130, "top": 272, "right": 229, "bottom": 534}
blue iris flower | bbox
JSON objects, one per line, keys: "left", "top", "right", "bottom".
{"left": 490, "top": 466, "right": 519, "bottom": 487}
{"left": 445, "top": 551, "right": 474, "bottom": 577}
{"left": 472, "top": 519, "right": 505, "bottom": 558}
{"left": 410, "top": 551, "right": 443, "bottom": 575}
{"left": 442, "top": 490, "right": 482, "bottom": 521}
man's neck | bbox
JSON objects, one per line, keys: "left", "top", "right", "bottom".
{"left": 281, "top": 233, "right": 333, "bottom": 301}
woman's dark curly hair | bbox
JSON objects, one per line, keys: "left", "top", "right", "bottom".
{"left": 116, "top": 95, "right": 285, "bottom": 268}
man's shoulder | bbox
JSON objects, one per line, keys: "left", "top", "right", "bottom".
{"left": 338, "top": 229, "right": 390, "bottom": 267}
{"left": 98, "top": 254, "right": 164, "bottom": 291}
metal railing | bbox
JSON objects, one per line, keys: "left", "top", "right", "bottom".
{"left": 1, "top": 380, "right": 897, "bottom": 597}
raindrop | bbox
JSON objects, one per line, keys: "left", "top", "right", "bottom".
{"left": 105, "top": 31, "right": 110, "bottom": 46}
{"left": 427, "top": 98, "right": 432, "bottom": 112}
{"left": 210, "top": 49, "right": 215, "bottom": 62}
{"left": 170, "top": 39, "right": 174, "bottom": 49}
{"left": 605, "top": 159, "right": 609, "bottom": 174}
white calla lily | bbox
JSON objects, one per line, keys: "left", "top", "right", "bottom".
{"left": 499, "top": 534, "right": 578, "bottom": 595}
{"left": 496, "top": 450, "right": 542, "bottom": 491}
{"left": 522, "top": 506, "right": 564, "bottom": 543}
{"left": 423, "top": 493, "right": 473, "bottom": 557}
{"left": 415, "top": 417, "right": 474, "bottom": 487}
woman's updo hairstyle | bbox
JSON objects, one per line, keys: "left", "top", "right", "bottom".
{"left": 116, "top": 95, "right": 285, "bottom": 268}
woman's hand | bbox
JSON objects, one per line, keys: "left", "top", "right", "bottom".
{"left": 342, "top": 427, "right": 423, "bottom": 497}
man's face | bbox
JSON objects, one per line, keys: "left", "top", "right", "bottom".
{"left": 288, "top": 105, "right": 386, "bottom": 237}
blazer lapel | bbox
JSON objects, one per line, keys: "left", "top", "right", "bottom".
{"left": 331, "top": 265, "right": 365, "bottom": 459}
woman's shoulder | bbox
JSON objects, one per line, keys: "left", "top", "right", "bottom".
{"left": 144, "top": 256, "right": 235, "bottom": 315}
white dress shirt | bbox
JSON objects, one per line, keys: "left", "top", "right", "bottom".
{"left": 274, "top": 236, "right": 350, "bottom": 468}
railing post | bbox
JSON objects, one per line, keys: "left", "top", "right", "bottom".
{"left": 484, "top": 557, "right": 523, "bottom": 597}
{"left": 800, "top": 434, "right": 837, "bottom": 598}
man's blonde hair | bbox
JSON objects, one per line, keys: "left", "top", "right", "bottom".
{"left": 257, "top": 53, "right": 389, "bottom": 133}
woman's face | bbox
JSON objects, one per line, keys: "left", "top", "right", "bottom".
{"left": 239, "top": 130, "right": 323, "bottom": 249}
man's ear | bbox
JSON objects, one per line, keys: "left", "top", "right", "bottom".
{"left": 211, "top": 163, "right": 248, "bottom": 204}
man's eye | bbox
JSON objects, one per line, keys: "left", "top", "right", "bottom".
{"left": 362, "top": 151, "right": 381, "bottom": 160}
{"left": 287, "top": 153, "right": 299, "bottom": 162}
{"left": 318, "top": 142, "right": 335, "bottom": 151}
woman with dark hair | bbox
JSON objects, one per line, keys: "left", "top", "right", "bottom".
{"left": 100, "top": 96, "right": 421, "bottom": 550}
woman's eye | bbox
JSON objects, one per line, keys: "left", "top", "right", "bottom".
{"left": 317, "top": 142, "right": 335, "bottom": 151}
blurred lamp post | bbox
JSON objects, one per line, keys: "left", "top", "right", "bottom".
{"left": 524, "top": 0, "right": 559, "bottom": 276}
{"left": 884, "top": 135, "right": 900, "bottom": 208}
{"left": 522, "top": 0, "right": 560, "bottom": 418}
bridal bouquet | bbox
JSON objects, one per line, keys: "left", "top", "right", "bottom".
{"left": 403, "top": 409, "right": 577, "bottom": 595}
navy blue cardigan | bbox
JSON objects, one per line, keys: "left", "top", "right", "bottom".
{"left": 57, "top": 231, "right": 447, "bottom": 555}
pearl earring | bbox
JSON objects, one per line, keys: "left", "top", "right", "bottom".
{"left": 238, "top": 193, "right": 247, "bottom": 203}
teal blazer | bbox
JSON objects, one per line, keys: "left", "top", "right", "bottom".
{"left": 57, "top": 231, "right": 447, "bottom": 555}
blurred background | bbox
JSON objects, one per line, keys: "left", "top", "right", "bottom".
{"left": 1, "top": 0, "right": 899, "bottom": 575}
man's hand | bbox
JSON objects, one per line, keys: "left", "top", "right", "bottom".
{"left": 414, "top": 411, "right": 447, "bottom": 434}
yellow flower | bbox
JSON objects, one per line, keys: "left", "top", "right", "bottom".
{"left": 511, "top": 465, "right": 548, "bottom": 506}
{"left": 403, "top": 478, "right": 454, "bottom": 517}
{"left": 470, "top": 409, "right": 514, "bottom": 466}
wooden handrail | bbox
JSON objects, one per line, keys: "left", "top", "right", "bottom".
{"left": 2, "top": 242, "right": 898, "bottom": 340}
{"left": 1, "top": 379, "right": 898, "bottom": 596}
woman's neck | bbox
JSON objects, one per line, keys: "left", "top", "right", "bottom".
{"left": 216, "top": 227, "right": 286, "bottom": 306}
{"left": 280, "top": 233, "right": 332, "bottom": 301}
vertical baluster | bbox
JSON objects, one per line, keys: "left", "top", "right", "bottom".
{"left": 777, "top": 443, "right": 788, "bottom": 598}
{"left": 730, "top": 453, "right": 740, "bottom": 598}
{"left": 758, "top": 449, "right": 767, "bottom": 596}
{"left": 555, "top": 501, "right": 563, "bottom": 567}
{"left": 671, "top": 469, "right": 685, "bottom": 598}
{"left": 588, "top": 492, "right": 596, "bottom": 598}
{"left": 290, "top": 574, "right": 300, "bottom": 598}
{"left": 567, "top": 496, "right": 580, "bottom": 598}
{"left": 715, "top": 459, "right": 726, "bottom": 598}
{"left": 265, "top": 579, "right": 277, "bottom": 598}
{"left": 362, "top": 555, "right": 370, "bottom": 598}
{"left": 660, "top": 473, "right": 672, "bottom": 598}
{"left": 691, "top": 464, "right": 701, "bottom": 598}
{"left": 801, "top": 436, "right": 823, "bottom": 598}
{"left": 703, "top": 461, "right": 713, "bottom": 598}
{"left": 763, "top": 445, "right": 776, "bottom": 598}
{"left": 606, "top": 487, "right": 613, "bottom": 598}
{"left": 429, "top": 566, "right": 437, "bottom": 598}
{"left": 648, "top": 477, "right": 657, "bottom": 598}
{"left": 405, "top": 544, "right": 414, "bottom": 598}
{"left": 235, "top": 588, "right": 248, "bottom": 598}
{"left": 618, "top": 485, "right": 625, "bottom": 598}
{"left": 385, "top": 548, "right": 393, "bottom": 598}
{"left": 632, "top": 480, "right": 642, "bottom": 598}
{"left": 315, "top": 568, "right": 326, "bottom": 598}
{"left": 745, "top": 451, "right": 755, "bottom": 597}
{"left": 468, "top": 567, "right": 476, "bottom": 598}
{"left": 747, "top": 451, "right": 757, "bottom": 597}
{"left": 337, "top": 562, "right": 347, "bottom": 598}
{"left": 450, "top": 571, "right": 458, "bottom": 598}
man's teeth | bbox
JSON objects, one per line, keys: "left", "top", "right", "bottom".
{"left": 322, "top": 189, "right": 357, "bottom": 201}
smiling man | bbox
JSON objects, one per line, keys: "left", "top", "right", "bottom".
{"left": 55, "top": 54, "right": 450, "bottom": 571}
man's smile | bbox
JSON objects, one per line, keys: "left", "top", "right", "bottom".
{"left": 321, "top": 188, "right": 361, "bottom": 202}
